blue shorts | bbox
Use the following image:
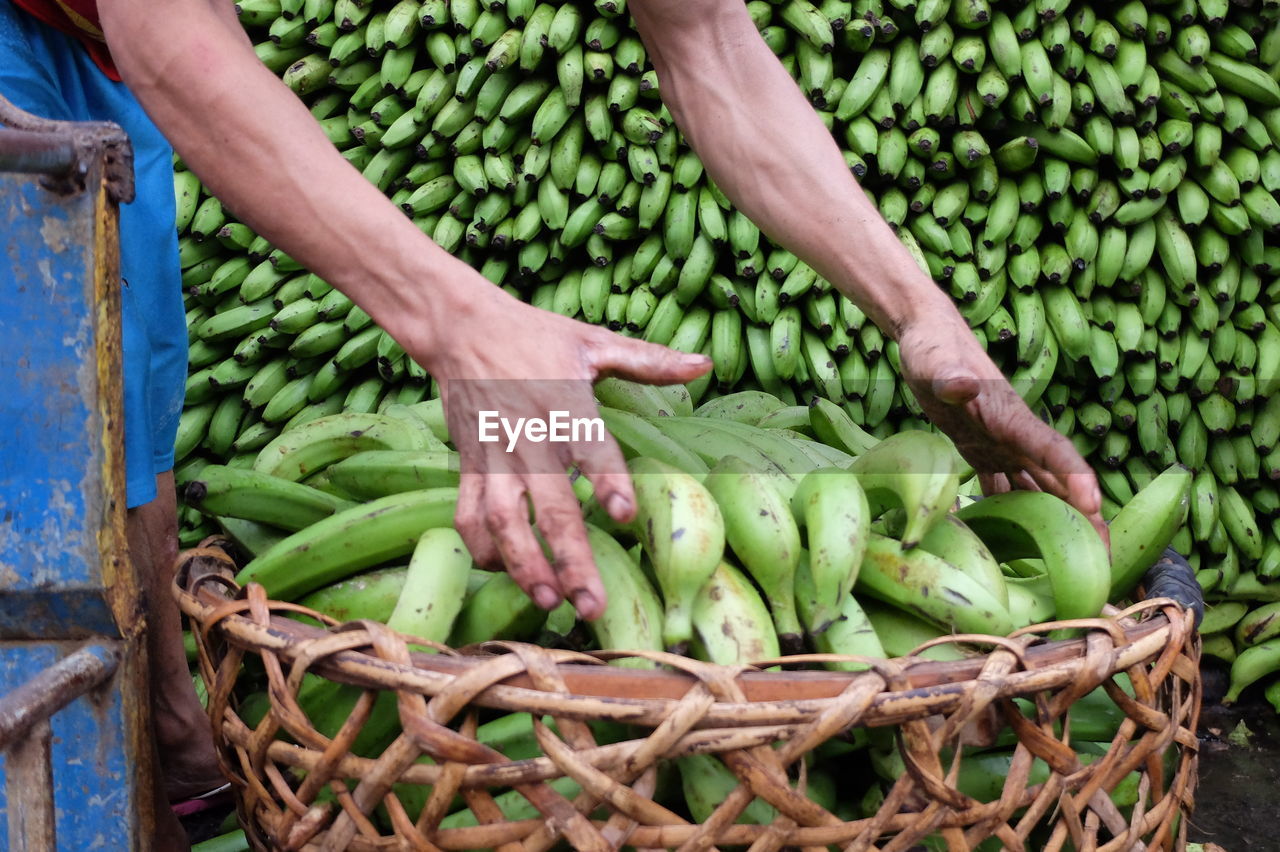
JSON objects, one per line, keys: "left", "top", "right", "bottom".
{"left": 0, "top": 0, "right": 189, "bottom": 509}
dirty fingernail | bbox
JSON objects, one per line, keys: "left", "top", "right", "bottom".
{"left": 532, "top": 584, "right": 560, "bottom": 609}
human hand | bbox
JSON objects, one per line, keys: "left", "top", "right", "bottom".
{"left": 417, "top": 289, "right": 711, "bottom": 621}
{"left": 894, "top": 312, "right": 1108, "bottom": 547}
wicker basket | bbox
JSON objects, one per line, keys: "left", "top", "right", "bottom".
{"left": 175, "top": 542, "right": 1201, "bottom": 852}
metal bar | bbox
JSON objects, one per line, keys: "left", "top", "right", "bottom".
{"left": 0, "top": 128, "right": 79, "bottom": 176}
{"left": 6, "top": 716, "right": 55, "bottom": 852}
{"left": 0, "top": 93, "right": 135, "bottom": 202}
{"left": 0, "top": 643, "right": 120, "bottom": 751}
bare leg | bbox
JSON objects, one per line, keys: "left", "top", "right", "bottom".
{"left": 126, "top": 471, "right": 225, "bottom": 848}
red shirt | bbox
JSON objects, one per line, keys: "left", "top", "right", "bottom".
{"left": 13, "top": 0, "right": 121, "bottom": 81}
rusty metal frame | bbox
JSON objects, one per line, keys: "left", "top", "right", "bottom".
{"left": 0, "top": 643, "right": 121, "bottom": 752}
{"left": 0, "top": 91, "right": 134, "bottom": 203}
{"left": 1, "top": 643, "right": 122, "bottom": 852}
{"left": 0, "top": 88, "right": 151, "bottom": 847}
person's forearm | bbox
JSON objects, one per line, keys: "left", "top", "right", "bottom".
{"left": 99, "top": 0, "right": 480, "bottom": 360}
{"left": 629, "top": 0, "right": 956, "bottom": 338}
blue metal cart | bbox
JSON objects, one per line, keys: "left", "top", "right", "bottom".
{"left": 0, "top": 95, "right": 154, "bottom": 849}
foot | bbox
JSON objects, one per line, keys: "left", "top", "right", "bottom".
{"left": 156, "top": 734, "right": 225, "bottom": 802}
{"left": 162, "top": 762, "right": 228, "bottom": 803}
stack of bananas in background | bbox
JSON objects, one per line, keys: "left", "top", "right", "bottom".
{"left": 181, "top": 383, "right": 1190, "bottom": 834}
{"left": 174, "top": 0, "right": 1280, "bottom": 704}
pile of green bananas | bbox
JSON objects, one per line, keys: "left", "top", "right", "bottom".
{"left": 186, "top": 383, "right": 1192, "bottom": 656}
{"left": 1195, "top": 590, "right": 1280, "bottom": 709}
{"left": 174, "top": 0, "right": 1280, "bottom": 693}
{"left": 185, "top": 379, "right": 1191, "bottom": 834}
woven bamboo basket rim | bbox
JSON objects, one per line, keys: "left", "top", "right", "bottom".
{"left": 174, "top": 544, "right": 1198, "bottom": 728}
{"left": 175, "top": 544, "right": 1202, "bottom": 852}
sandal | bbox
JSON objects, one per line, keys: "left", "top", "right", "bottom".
{"left": 171, "top": 782, "right": 233, "bottom": 817}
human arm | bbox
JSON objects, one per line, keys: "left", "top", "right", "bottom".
{"left": 628, "top": 0, "right": 1105, "bottom": 539}
{"left": 97, "top": 0, "right": 712, "bottom": 618}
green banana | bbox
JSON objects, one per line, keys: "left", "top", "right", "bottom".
{"left": 596, "top": 407, "right": 710, "bottom": 474}
{"left": 629, "top": 457, "right": 726, "bottom": 652}
{"left": 582, "top": 524, "right": 665, "bottom": 666}
{"left": 1201, "top": 633, "right": 1238, "bottom": 664}
{"left": 808, "top": 396, "right": 879, "bottom": 456}
{"left": 252, "top": 411, "right": 432, "bottom": 481}
{"left": 679, "top": 753, "right": 778, "bottom": 825}
{"left": 705, "top": 456, "right": 804, "bottom": 651}
{"left": 862, "top": 599, "right": 966, "bottom": 661}
{"left": 1107, "top": 464, "right": 1192, "bottom": 600}
{"left": 297, "top": 566, "right": 408, "bottom": 625}
{"left": 387, "top": 526, "right": 472, "bottom": 647}
{"left": 692, "top": 390, "right": 788, "bottom": 424}
{"left": 323, "top": 449, "right": 460, "bottom": 499}
{"left": 1219, "top": 482, "right": 1265, "bottom": 562}
{"left": 644, "top": 416, "right": 808, "bottom": 486}
{"left": 1005, "top": 573, "right": 1058, "bottom": 627}
{"left": 449, "top": 569, "right": 546, "bottom": 646}
{"left": 789, "top": 468, "right": 871, "bottom": 635}
{"left": 690, "top": 560, "right": 782, "bottom": 666}
{"left": 236, "top": 488, "right": 459, "bottom": 601}
{"left": 918, "top": 513, "right": 1009, "bottom": 610}
{"left": 180, "top": 0, "right": 1280, "bottom": 630}
{"left": 1236, "top": 601, "right": 1280, "bottom": 646}
{"left": 185, "top": 464, "right": 355, "bottom": 530}
{"left": 848, "top": 430, "right": 962, "bottom": 547}
{"left": 956, "top": 492, "right": 1110, "bottom": 622}
{"left": 857, "top": 532, "right": 1014, "bottom": 636}
{"left": 594, "top": 376, "right": 681, "bottom": 418}
{"left": 1225, "top": 637, "right": 1280, "bottom": 704}
{"left": 796, "top": 552, "right": 885, "bottom": 669}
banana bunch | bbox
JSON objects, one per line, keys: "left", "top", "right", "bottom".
{"left": 609, "top": 392, "right": 1193, "bottom": 668}
{"left": 1197, "top": 575, "right": 1280, "bottom": 705}
{"left": 198, "top": 381, "right": 1189, "bottom": 674}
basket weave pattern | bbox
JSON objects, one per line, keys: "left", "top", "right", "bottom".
{"left": 175, "top": 544, "right": 1201, "bottom": 852}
